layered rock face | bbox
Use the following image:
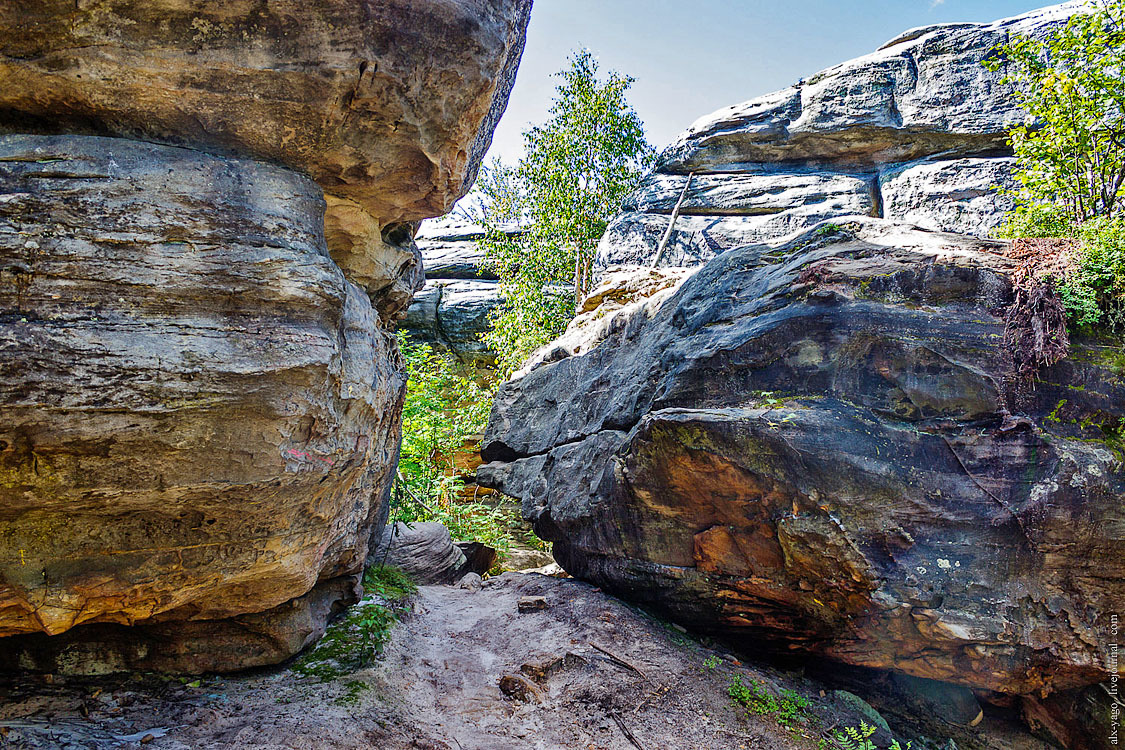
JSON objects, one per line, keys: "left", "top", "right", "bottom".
{"left": 595, "top": 5, "right": 1088, "bottom": 270}
{"left": 0, "top": 0, "right": 531, "bottom": 672}
{"left": 401, "top": 218, "right": 507, "bottom": 365}
{"left": 479, "top": 218, "right": 1125, "bottom": 698}
{"left": 0, "top": 0, "right": 528, "bottom": 221}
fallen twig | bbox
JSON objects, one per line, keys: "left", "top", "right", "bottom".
{"left": 632, "top": 683, "right": 669, "bottom": 713}
{"left": 589, "top": 642, "right": 652, "bottom": 684}
{"left": 610, "top": 710, "right": 646, "bottom": 750}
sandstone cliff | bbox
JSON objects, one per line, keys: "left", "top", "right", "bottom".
{"left": 482, "top": 218, "right": 1124, "bottom": 697}
{"left": 0, "top": 0, "right": 531, "bottom": 673}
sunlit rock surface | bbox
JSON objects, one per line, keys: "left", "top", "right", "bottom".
{"left": 0, "top": 0, "right": 532, "bottom": 672}
{"left": 595, "top": 4, "right": 1081, "bottom": 271}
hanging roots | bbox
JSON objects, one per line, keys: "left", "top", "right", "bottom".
{"left": 1002, "top": 239, "right": 1074, "bottom": 405}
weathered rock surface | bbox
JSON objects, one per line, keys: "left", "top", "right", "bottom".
{"left": 0, "top": 0, "right": 532, "bottom": 225}
{"left": 479, "top": 217, "right": 1125, "bottom": 697}
{"left": 596, "top": 4, "right": 1077, "bottom": 270}
{"left": 401, "top": 218, "right": 520, "bottom": 364}
{"left": 0, "top": 0, "right": 531, "bottom": 311}
{"left": 880, "top": 158, "right": 1018, "bottom": 239}
{"left": 0, "top": 134, "right": 402, "bottom": 669}
{"left": 371, "top": 522, "right": 469, "bottom": 585}
{"left": 401, "top": 278, "right": 501, "bottom": 364}
{"left": 0, "top": 0, "right": 531, "bottom": 674}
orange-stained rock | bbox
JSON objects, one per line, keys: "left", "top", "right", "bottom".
{"left": 479, "top": 219, "right": 1125, "bottom": 696}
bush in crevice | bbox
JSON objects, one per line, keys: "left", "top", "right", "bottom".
{"left": 988, "top": 1, "right": 1125, "bottom": 333}
{"left": 394, "top": 332, "right": 523, "bottom": 557}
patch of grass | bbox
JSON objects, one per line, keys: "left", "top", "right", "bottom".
{"left": 364, "top": 565, "right": 417, "bottom": 602}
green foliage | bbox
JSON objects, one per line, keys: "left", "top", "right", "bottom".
{"left": 985, "top": 1, "right": 1125, "bottom": 222}
{"left": 728, "top": 675, "right": 812, "bottom": 733}
{"left": 294, "top": 566, "right": 417, "bottom": 687}
{"left": 702, "top": 655, "right": 722, "bottom": 670}
{"left": 994, "top": 202, "right": 1075, "bottom": 240}
{"left": 363, "top": 564, "right": 417, "bottom": 602}
{"left": 394, "top": 332, "right": 517, "bottom": 555}
{"left": 471, "top": 50, "right": 655, "bottom": 376}
{"left": 822, "top": 721, "right": 910, "bottom": 750}
{"left": 398, "top": 331, "right": 491, "bottom": 503}
{"left": 1062, "top": 216, "right": 1125, "bottom": 329}
{"left": 987, "top": 1, "right": 1125, "bottom": 330}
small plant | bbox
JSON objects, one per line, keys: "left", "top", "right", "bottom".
{"left": 703, "top": 655, "right": 722, "bottom": 670}
{"left": 728, "top": 675, "right": 812, "bottom": 734}
{"left": 821, "top": 721, "right": 911, "bottom": 750}
{"left": 776, "top": 688, "right": 812, "bottom": 732}
{"left": 754, "top": 391, "right": 796, "bottom": 429}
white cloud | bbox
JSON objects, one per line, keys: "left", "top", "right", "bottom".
{"left": 930, "top": 0, "right": 946, "bottom": 7}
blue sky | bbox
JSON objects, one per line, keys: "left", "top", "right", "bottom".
{"left": 483, "top": 0, "right": 1058, "bottom": 163}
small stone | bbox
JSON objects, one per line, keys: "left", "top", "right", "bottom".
{"left": 457, "top": 573, "right": 482, "bottom": 592}
{"left": 498, "top": 674, "right": 540, "bottom": 703}
{"left": 517, "top": 596, "right": 548, "bottom": 613}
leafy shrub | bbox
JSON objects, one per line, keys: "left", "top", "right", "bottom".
{"left": 994, "top": 203, "right": 1075, "bottom": 240}
{"left": 1062, "top": 217, "right": 1125, "bottom": 329}
{"left": 987, "top": 0, "right": 1125, "bottom": 331}
{"left": 394, "top": 332, "right": 520, "bottom": 556}
{"left": 985, "top": 1, "right": 1125, "bottom": 223}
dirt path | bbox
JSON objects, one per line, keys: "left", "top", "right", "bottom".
{"left": 0, "top": 574, "right": 1052, "bottom": 750}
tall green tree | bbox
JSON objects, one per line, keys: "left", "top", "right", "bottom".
{"left": 473, "top": 50, "right": 655, "bottom": 375}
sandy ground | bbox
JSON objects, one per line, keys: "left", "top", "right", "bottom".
{"left": 0, "top": 574, "right": 1053, "bottom": 750}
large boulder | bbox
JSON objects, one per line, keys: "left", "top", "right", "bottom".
{"left": 0, "top": 0, "right": 531, "bottom": 225}
{"left": 478, "top": 217, "right": 1125, "bottom": 697}
{"left": 595, "top": 4, "right": 1081, "bottom": 271}
{"left": 0, "top": 134, "right": 401, "bottom": 671}
{"left": 0, "top": 0, "right": 532, "bottom": 673}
